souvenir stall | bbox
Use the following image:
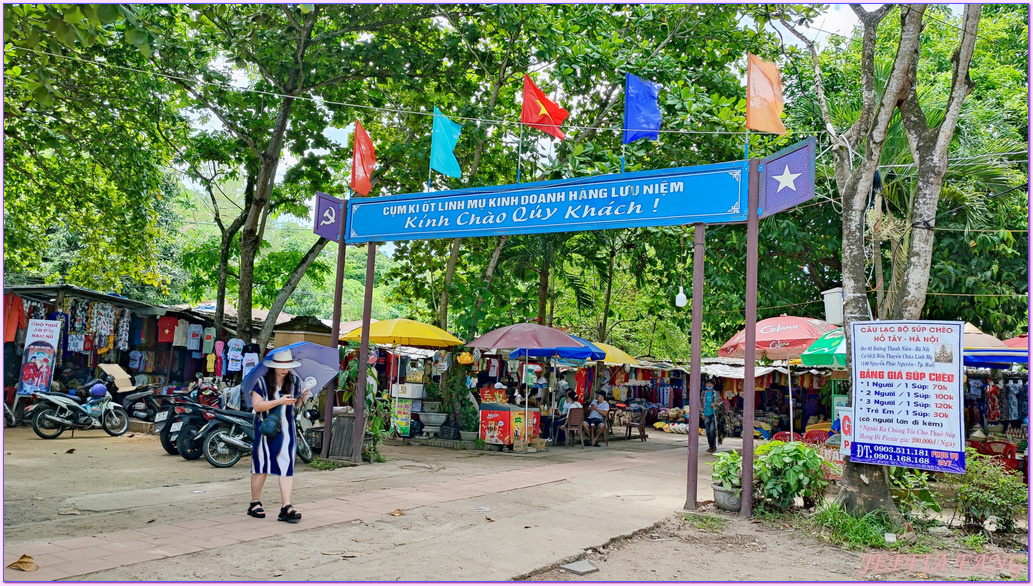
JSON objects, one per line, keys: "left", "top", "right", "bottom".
{"left": 340, "top": 318, "right": 465, "bottom": 443}
{"left": 3, "top": 285, "right": 202, "bottom": 411}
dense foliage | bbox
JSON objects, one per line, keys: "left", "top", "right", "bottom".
{"left": 3, "top": 4, "right": 1026, "bottom": 354}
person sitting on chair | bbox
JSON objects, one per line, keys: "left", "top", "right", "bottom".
{"left": 582, "top": 391, "right": 609, "bottom": 447}
{"left": 553, "top": 389, "right": 581, "bottom": 443}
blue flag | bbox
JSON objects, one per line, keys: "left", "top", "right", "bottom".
{"left": 430, "top": 106, "right": 462, "bottom": 178}
{"left": 623, "top": 73, "right": 662, "bottom": 144}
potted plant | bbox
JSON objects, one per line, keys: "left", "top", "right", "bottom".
{"left": 711, "top": 450, "right": 743, "bottom": 512}
{"left": 421, "top": 381, "right": 442, "bottom": 413}
{"left": 459, "top": 397, "right": 480, "bottom": 442}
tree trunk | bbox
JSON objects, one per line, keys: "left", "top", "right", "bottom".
{"left": 598, "top": 248, "right": 616, "bottom": 343}
{"left": 470, "top": 235, "right": 508, "bottom": 329}
{"left": 437, "top": 238, "right": 462, "bottom": 330}
{"left": 537, "top": 263, "right": 549, "bottom": 324}
{"left": 254, "top": 237, "right": 331, "bottom": 350}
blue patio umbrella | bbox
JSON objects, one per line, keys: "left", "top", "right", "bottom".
{"left": 508, "top": 336, "right": 606, "bottom": 360}
{"left": 240, "top": 341, "right": 340, "bottom": 407}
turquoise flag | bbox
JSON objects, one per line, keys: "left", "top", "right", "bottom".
{"left": 430, "top": 106, "right": 462, "bottom": 178}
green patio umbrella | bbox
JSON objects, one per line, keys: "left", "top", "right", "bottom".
{"left": 800, "top": 327, "right": 846, "bottom": 368}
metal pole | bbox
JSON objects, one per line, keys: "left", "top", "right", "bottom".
{"left": 740, "top": 159, "right": 760, "bottom": 517}
{"left": 321, "top": 202, "right": 348, "bottom": 459}
{"left": 684, "top": 223, "right": 706, "bottom": 510}
{"left": 352, "top": 243, "right": 377, "bottom": 463}
{"left": 789, "top": 367, "right": 794, "bottom": 438}
{"left": 516, "top": 126, "right": 524, "bottom": 184}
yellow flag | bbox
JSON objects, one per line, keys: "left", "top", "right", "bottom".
{"left": 745, "top": 54, "right": 787, "bottom": 135}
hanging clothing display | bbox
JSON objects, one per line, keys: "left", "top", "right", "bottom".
{"left": 214, "top": 341, "right": 225, "bottom": 377}
{"left": 115, "top": 308, "right": 132, "bottom": 351}
{"left": 206, "top": 353, "right": 216, "bottom": 373}
{"left": 156, "top": 316, "right": 177, "bottom": 343}
{"left": 186, "top": 324, "right": 203, "bottom": 350}
{"left": 242, "top": 352, "right": 260, "bottom": 377}
{"left": 129, "top": 350, "right": 143, "bottom": 370}
{"left": 4, "top": 294, "right": 26, "bottom": 343}
{"left": 201, "top": 327, "right": 216, "bottom": 354}
{"left": 173, "top": 319, "right": 189, "bottom": 347}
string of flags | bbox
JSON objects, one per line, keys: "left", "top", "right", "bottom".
{"left": 346, "top": 54, "right": 785, "bottom": 191}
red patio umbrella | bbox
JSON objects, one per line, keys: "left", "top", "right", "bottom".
{"left": 1003, "top": 334, "right": 1028, "bottom": 349}
{"left": 467, "top": 322, "right": 581, "bottom": 350}
{"left": 719, "top": 315, "right": 837, "bottom": 361}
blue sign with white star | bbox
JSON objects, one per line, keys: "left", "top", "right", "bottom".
{"left": 337, "top": 139, "right": 815, "bottom": 243}
{"left": 759, "top": 137, "right": 816, "bottom": 218}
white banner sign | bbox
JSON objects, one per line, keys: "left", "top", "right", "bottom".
{"left": 850, "top": 321, "right": 965, "bottom": 474}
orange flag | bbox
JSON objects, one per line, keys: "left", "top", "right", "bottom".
{"left": 745, "top": 54, "right": 787, "bottom": 135}
{"left": 521, "top": 74, "right": 569, "bottom": 140}
{"left": 351, "top": 120, "right": 376, "bottom": 195}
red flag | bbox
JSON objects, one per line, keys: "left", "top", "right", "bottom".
{"left": 745, "top": 54, "right": 787, "bottom": 135}
{"left": 521, "top": 74, "right": 569, "bottom": 140}
{"left": 351, "top": 120, "right": 376, "bottom": 195}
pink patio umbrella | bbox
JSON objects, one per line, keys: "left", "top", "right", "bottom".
{"left": 719, "top": 315, "right": 837, "bottom": 361}
{"left": 1003, "top": 334, "right": 1028, "bottom": 349}
{"left": 467, "top": 322, "right": 581, "bottom": 351}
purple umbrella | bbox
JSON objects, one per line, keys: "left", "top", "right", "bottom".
{"left": 467, "top": 323, "right": 581, "bottom": 350}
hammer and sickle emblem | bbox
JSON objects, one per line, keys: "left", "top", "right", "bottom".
{"left": 319, "top": 205, "right": 336, "bottom": 227}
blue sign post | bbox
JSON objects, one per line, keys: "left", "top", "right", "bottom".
{"left": 345, "top": 161, "right": 749, "bottom": 243}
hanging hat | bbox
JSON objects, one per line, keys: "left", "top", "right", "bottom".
{"left": 494, "top": 382, "right": 506, "bottom": 389}
{"left": 457, "top": 352, "right": 474, "bottom": 365}
{"left": 262, "top": 349, "right": 302, "bottom": 369}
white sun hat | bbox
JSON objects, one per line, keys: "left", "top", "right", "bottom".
{"left": 262, "top": 349, "right": 302, "bottom": 369}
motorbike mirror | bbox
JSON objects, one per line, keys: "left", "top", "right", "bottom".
{"left": 302, "top": 377, "right": 317, "bottom": 392}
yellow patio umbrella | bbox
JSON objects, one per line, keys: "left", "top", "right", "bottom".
{"left": 593, "top": 341, "right": 641, "bottom": 366}
{"left": 341, "top": 318, "right": 464, "bottom": 348}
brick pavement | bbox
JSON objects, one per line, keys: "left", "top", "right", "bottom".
{"left": 3, "top": 446, "right": 684, "bottom": 581}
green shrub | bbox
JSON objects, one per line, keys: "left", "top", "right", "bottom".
{"left": 889, "top": 466, "right": 942, "bottom": 524}
{"left": 711, "top": 449, "right": 743, "bottom": 497}
{"left": 942, "top": 448, "right": 1028, "bottom": 533}
{"left": 807, "top": 503, "right": 900, "bottom": 550}
{"left": 753, "top": 441, "right": 828, "bottom": 511}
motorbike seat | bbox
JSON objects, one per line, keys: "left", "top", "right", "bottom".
{"left": 43, "top": 392, "right": 83, "bottom": 404}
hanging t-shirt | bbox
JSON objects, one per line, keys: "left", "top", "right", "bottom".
{"left": 206, "top": 353, "right": 216, "bottom": 373}
{"left": 487, "top": 358, "right": 499, "bottom": 377}
{"left": 227, "top": 338, "right": 245, "bottom": 355}
{"left": 228, "top": 353, "right": 243, "bottom": 372}
{"left": 173, "top": 319, "right": 189, "bottom": 347}
{"left": 129, "top": 350, "right": 143, "bottom": 370}
{"left": 48, "top": 311, "right": 69, "bottom": 356}
{"left": 186, "top": 324, "right": 203, "bottom": 350}
{"left": 157, "top": 316, "right": 177, "bottom": 343}
{"left": 214, "top": 341, "right": 225, "bottom": 377}
{"left": 4, "top": 294, "right": 26, "bottom": 344}
{"left": 242, "top": 353, "right": 260, "bottom": 378}
{"left": 201, "top": 327, "right": 216, "bottom": 354}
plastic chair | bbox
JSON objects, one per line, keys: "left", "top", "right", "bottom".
{"left": 803, "top": 430, "right": 830, "bottom": 444}
{"left": 561, "top": 408, "right": 586, "bottom": 448}
{"left": 984, "top": 441, "right": 1017, "bottom": 458}
{"left": 771, "top": 431, "right": 803, "bottom": 443}
{"left": 625, "top": 409, "right": 648, "bottom": 442}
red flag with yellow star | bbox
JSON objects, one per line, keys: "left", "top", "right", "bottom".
{"left": 521, "top": 74, "right": 568, "bottom": 139}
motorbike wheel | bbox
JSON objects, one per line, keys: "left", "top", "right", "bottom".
{"left": 32, "top": 406, "right": 65, "bottom": 439}
{"left": 102, "top": 406, "right": 130, "bottom": 436}
{"left": 159, "top": 415, "right": 179, "bottom": 455}
{"left": 177, "top": 424, "right": 205, "bottom": 460}
{"left": 4, "top": 407, "right": 14, "bottom": 428}
{"left": 297, "top": 432, "right": 313, "bottom": 463}
{"left": 203, "top": 429, "right": 243, "bottom": 468}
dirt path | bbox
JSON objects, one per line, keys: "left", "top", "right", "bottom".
{"left": 525, "top": 509, "right": 1028, "bottom": 582}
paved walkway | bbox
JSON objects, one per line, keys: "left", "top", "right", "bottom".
{"left": 3, "top": 447, "right": 686, "bottom": 581}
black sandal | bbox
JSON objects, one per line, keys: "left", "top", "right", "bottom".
{"left": 278, "top": 504, "right": 302, "bottom": 523}
{"left": 247, "top": 501, "right": 266, "bottom": 518}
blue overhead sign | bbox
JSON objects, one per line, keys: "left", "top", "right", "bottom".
{"left": 345, "top": 161, "right": 749, "bottom": 243}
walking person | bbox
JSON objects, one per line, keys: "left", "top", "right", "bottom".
{"left": 247, "top": 349, "right": 311, "bottom": 523}
{"left": 702, "top": 379, "right": 719, "bottom": 453}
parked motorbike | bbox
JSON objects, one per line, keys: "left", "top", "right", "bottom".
{"left": 177, "top": 404, "right": 251, "bottom": 461}
{"left": 121, "top": 385, "right": 171, "bottom": 422}
{"left": 31, "top": 384, "right": 129, "bottom": 439}
{"left": 155, "top": 396, "right": 210, "bottom": 455}
{"left": 202, "top": 406, "right": 313, "bottom": 468}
